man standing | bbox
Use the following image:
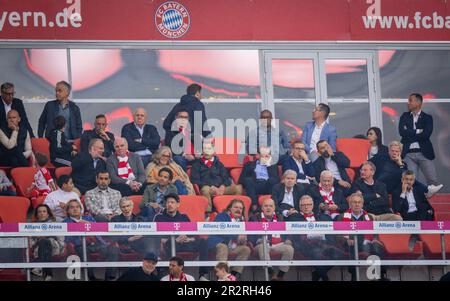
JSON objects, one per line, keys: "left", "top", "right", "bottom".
{"left": 80, "top": 114, "right": 115, "bottom": 158}
{"left": 38, "top": 81, "right": 82, "bottom": 141}
{"left": 0, "top": 82, "right": 34, "bottom": 137}
{"left": 399, "top": 93, "right": 443, "bottom": 192}
{"left": 121, "top": 108, "right": 160, "bottom": 167}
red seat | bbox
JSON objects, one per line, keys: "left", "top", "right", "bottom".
{"left": 10, "top": 167, "right": 38, "bottom": 197}
{"left": 418, "top": 234, "right": 450, "bottom": 259}
{"left": 336, "top": 138, "right": 370, "bottom": 169}
{"left": 346, "top": 168, "right": 356, "bottom": 182}
{"left": 378, "top": 234, "right": 424, "bottom": 259}
{"left": 55, "top": 166, "right": 72, "bottom": 180}
{"left": 72, "top": 138, "right": 81, "bottom": 153}
{"left": 128, "top": 195, "right": 143, "bottom": 215}
{"left": 179, "top": 195, "right": 209, "bottom": 222}
{"left": 213, "top": 195, "right": 252, "bottom": 220}
{"left": 212, "top": 137, "right": 243, "bottom": 168}
{"left": 32, "top": 195, "right": 47, "bottom": 209}
{"left": 30, "top": 138, "right": 54, "bottom": 169}
{"left": 258, "top": 194, "right": 272, "bottom": 206}
{"left": 0, "top": 196, "right": 30, "bottom": 222}
{"left": 229, "top": 168, "right": 242, "bottom": 185}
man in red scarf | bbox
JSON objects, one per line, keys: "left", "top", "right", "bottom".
{"left": 161, "top": 256, "right": 195, "bottom": 281}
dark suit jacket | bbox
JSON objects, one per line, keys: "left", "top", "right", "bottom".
{"left": 399, "top": 111, "right": 435, "bottom": 160}
{"left": 282, "top": 156, "right": 315, "bottom": 180}
{"left": 38, "top": 100, "right": 82, "bottom": 140}
{"left": 238, "top": 161, "right": 280, "bottom": 186}
{"left": 249, "top": 212, "right": 288, "bottom": 245}
{"left": 392, "top": 183, "right": 434, "bottom": 219}
{"left": 0, "top": 97, "right": 34, "bottom": 137}
{"left": 71, "top": 153, "right": 107, "bottom": 194}
{"left": 121, "top": 122, "right": 160, "bottom": 155}
{"left": 80, "top": 130, "right": 115, "bottom": 158}
{"left": 106, "top": 152, "right": 146, "bottom": 185}
{"left": 368, "top": 144, "right": 389, "bottom": 175}
{"left": 309, "top": 185, "right": 348, "bottom": 215}
{"left": 312, "top": 152, "right": 351, "bottom": 184}
{"left": 190, "top": 157, "right": 232, "bottom": 188}
{"left": 271, "top": 183, "right": 309, "bottom": 214}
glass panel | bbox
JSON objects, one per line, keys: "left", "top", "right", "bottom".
{"left": 70, "top": 49, "right": 261, "bottom": 100}
{"left": 325, "top": 59, "right": 369, "bottom": 99}
{"left": 275, "top": 102, "right": 316, "bottom": 143}
{"left": 271, "top": 59, "right": 315, "bottom": 100}
{"left": 331, "top": 103, "right": 371, "bottom": 138}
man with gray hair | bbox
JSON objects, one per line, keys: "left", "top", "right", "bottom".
{"left": 38, "top": 81, "right": 82, "bottom": 141}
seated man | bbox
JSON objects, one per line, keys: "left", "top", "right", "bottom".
{"left": 44, "top": 175, "right": 82, "bottom": 222}
{"left": 63, "top": 199, "right": 116, "bottom": 281}
{"left": 351, "top": 161, "right": 402, "bottom": 221}
{"left": 238, "top": 146, "right": 280, "bottom": 213}
{"left": 80, "top": 114, "right": 115, "bottom": 158}
{"left": 312, "top": 140, "right": 351, "bottom": 194}
{"left": 154, "top": 194, "right": 209, "bottom": 280}
{"left": 190, "top": 141, "right": 243, "bottom": 215}
{"left": 282, "top": 140, "right": 315, "bottom": 185}
{"left": 161, "top": 256, "right": 195, "bottom": 281}
{"left": 392, "top": 170, "right": 435, "bottom": 221}
{"left": 110, "top": 197, "right": 160, "bottom": 265}
{"left": 290, "top": 195, "right": 345, "bottom": 281}
{"left": 0, "top": 109, "right": 32, "bottom": 167}
{"left": 106, "top": 137, "right": 146, "bottom": 196}
{"left": 121, "top": 107, "right": 160, "bottom": 167}
{"left": 249, "top": 198, "right": 294, "bottom": 281}
{"left": 336, "top": 193, "right": 388, "bottom": 281}
{"left": 84, "top": 171, "right": 122, "bottom": 222}
{"left": 71, "top": 138, "right": 107, "bottom": 194}
{"left": 271, "top": 170, "right": 309, "bottom": 221}
{"left": 310, "top": 170, "right": 348, "bottom": 221}
{"left": 0, "top": 169, "right": 16, "bottom": 196}
{"left": 207, "top": 199, "right": 251, "bottom": 280}
{"left": 140, "top": 167, "right": 178, "bottom": 221}
{"left": 117, "top": 252, "right": 160, "bottom": 281}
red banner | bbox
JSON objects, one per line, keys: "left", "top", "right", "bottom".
{"left": 0, "top": 0, "right": 450, "bottom": 41}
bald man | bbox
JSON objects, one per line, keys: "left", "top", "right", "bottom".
{"left": 121, "top": 107, "right": 160, "bottom": 167}
{"left": 0, "top": 109, "right": 32, "bottom": 167}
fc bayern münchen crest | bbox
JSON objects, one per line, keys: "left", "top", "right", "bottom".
{"left": 155, "top": 1, "right": 190, "bottom": 38}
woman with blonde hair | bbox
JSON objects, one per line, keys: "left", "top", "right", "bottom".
{"left": 146, "top": 146, "right": 194, "bottom": 195}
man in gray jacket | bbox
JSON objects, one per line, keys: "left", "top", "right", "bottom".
{"left": 107, "top": 137, "right": 146, "bottom": 196}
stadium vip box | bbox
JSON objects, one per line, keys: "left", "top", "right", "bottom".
{"left": 108, "top": 223, "right": 156, "bottom": 232}
{"left": 19, "top": 223, "right": 67, "bottom": 232}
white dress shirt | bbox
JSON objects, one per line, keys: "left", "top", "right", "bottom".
{"left": 2, "top": 99, "right": 12, "bottom": 116}
{"left": 400, "top": 190, "right": 418, "bottom": 213}
{"left": 309, "top": 122, "right": 325, "bottom": 153}
{"left": 325, "top": 157, "right": 342, "bottom": 180}
{"left": 134, "top": 123, "right": 152, "bottom": 156}
{"left": 410, "top": 110, "right": 421, "bottom": 150}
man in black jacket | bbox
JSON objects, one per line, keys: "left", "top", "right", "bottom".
{"left": 313, "top": 140, "right": 351, "bottom": 194}
{"left": 0, "top": 82, "right": 34, "bottom": 137}
{"left": 351, "top": 161, "right": 401, "bottom": 221}
{"left": 238, "top": 146, "right": 280, "bottom": 212}
{"left": 190, "top": 141, "right": 242, "bottom": 214}
{"left": 271, "top": 169, "right": 309, "bottom": 220}
{"left": 0, "top": 109, "right": 31, "bottom": 167}
{"left": 392, "top": 170, "right": 434, "bottom": 221}
{"left": 399, "top": 93, "right": 442, "bottom": 191}
{"left": 38, "top": 81, "right": 82, "bottom": 141}
{"left": 71, "top": 138, "right": 107, "bottom": 194}
{"left": 80, "top": 114, "right": 115, "bottom": 158}
{"left": 121, "top": 107, "right": 160, "bottom": 167}
{"left": 117, "top": 252, "right": 160, "bottom": 281}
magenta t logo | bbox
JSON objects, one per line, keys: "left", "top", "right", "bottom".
{"left": 84, "top": 223, "right": 92, "bottom": 231}
{"left": 350, "top": 222, "right": 357, "bottom": 230}
{"left": 262, "top": 223, "right": 269, "bottom": 230}
{"left": 174, "top": 222, "right": 181, "bottom": 230}
{"left": 438, "top": 221, "right": 444, "bottom": 230}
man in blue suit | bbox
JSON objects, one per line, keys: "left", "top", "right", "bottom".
{"left": 302, "top": 103, "right": 337, "bottom": 162}
{"left": 399, "top": 93, "right": 443, "bottom": 192}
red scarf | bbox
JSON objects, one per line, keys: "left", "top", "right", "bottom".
{"left": 300, "top": 212, "right": 316, "bottom": 222}
{"left": 170, "top": 272, "right": 187, "bottom": 281}
{"left": 201, "top": 156, "right": 214, "bottom": 168}
{"left": 117, "top": 152, "right": 135, "bottom": 180}
{"left": 261, "top": 212, "right": 282, "bottom": 245}
{"left": 319, "top": 184, "right": 339, "bottom": 217}
{"left": 342, "top": 209, "right": 373, "bottom": 241}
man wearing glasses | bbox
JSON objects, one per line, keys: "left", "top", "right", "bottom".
{"left": 0, "top": 82, "right": 34, "bottom": 137}
{"left": 282, "top": 140, "right": 315, "bottom": 185}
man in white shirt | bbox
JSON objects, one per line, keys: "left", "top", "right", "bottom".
{"left": 161, "top": 256, "right": 195, "bottom": 281}
{"left": 44, "top": 175, "right": 82, "bottom": 221}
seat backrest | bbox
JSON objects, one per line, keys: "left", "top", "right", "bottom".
{"left": 55, "top": 167, "right": 72, "bottom": 180}
{"left": 213, "top": 137, "right": 243, "bottom": 168}
{"left": 336, "top": 138, "right": 370, "bottom": 169}
{"left": 128, "top": 195, "right": 143, "bottom": 215}
{"left": 31, "top": 138, "right": 53, "bottom": 168}
{"left": 73, "top": 138, "right": 81, "bottom": 152}
{"left": 11, "top": 167, "right": 38, "bottom": 197}
{"left": 346, "top": 168, "right": 356, "bottom": 182}
{"left": 0, "top": 196, "right": 30, "bottom": 222}
{"left": 179, "top": 195, "right": 209, "bottom": 222}
{"left": 229, "top": 168, "right": 242, "bottom": 185}
{"left": 213, "top": 195, "right": 252, "bottom": 220}
{"left": 258, "top": 194, "right": 272, "bottom": 206}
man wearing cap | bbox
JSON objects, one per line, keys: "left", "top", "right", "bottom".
{"left": 117, "top": 252, "right": 160, "bottom": 281}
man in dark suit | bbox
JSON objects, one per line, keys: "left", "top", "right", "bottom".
{"left": 71, "top": 138, "right": 107, "bottom": 194}
{"left": 271, "top": 169, "right": 309, "bottom": 220}
{"left": 0, "top": 82, "right": 34, "bottom": 137}
{"left": 38, "top": 81, "right": 82, "bottom": 141}
{"left": 399, "top": 93, "right": 443, "bottom": 192}
{"left": 392, "top": 170, "right": 434, "bottom": 221}
{"left": 80, "top": 114, "right": 115, "bottom": 158}
{"left": 238, "top": 146, "right": 280, "bottom": 212}
{"left": 282, "top": 140, "right": 315, "bottom": 184}
{"left": 312, "top": 140, "right": 351, "bottom": 194}
{"left": 121, "top": 107, "right": 160, "bottom": 167}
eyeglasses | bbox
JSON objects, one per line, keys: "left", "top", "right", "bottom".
{"left": 293, "top": 147, "right": 305, "bottom": 151}
{"left": 161, "top": 154, "right": 171, "bottom": 158}
{"left": 300, "top": 203, "right": 313, "bottom": 207}
{"left": 1, "top": 91, "right": 14, "bottom": 96}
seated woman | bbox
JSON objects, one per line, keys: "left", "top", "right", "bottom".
{"left": 30, "top": 204, "right": 65, "bottom": 281}
{"left": 145, "top": 146, "right": 194, "bottom": 195}
{"left": 367, "top": 127, "right": 389, "bottom": 172}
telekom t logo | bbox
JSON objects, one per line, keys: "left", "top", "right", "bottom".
{"left": 350, "top": 222, "right": 357, "bottom": 230}
{"left": 262, "top": 223, "right": 269, "bottom": 230}
{"left": 174, "top": 223, "right": 181, "bottom": 230}
{"left": 438, "top": 221, "right": 444, "bottom": 230}
{"left": 84, "top": 223, "right": 92, "bottom": 231}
